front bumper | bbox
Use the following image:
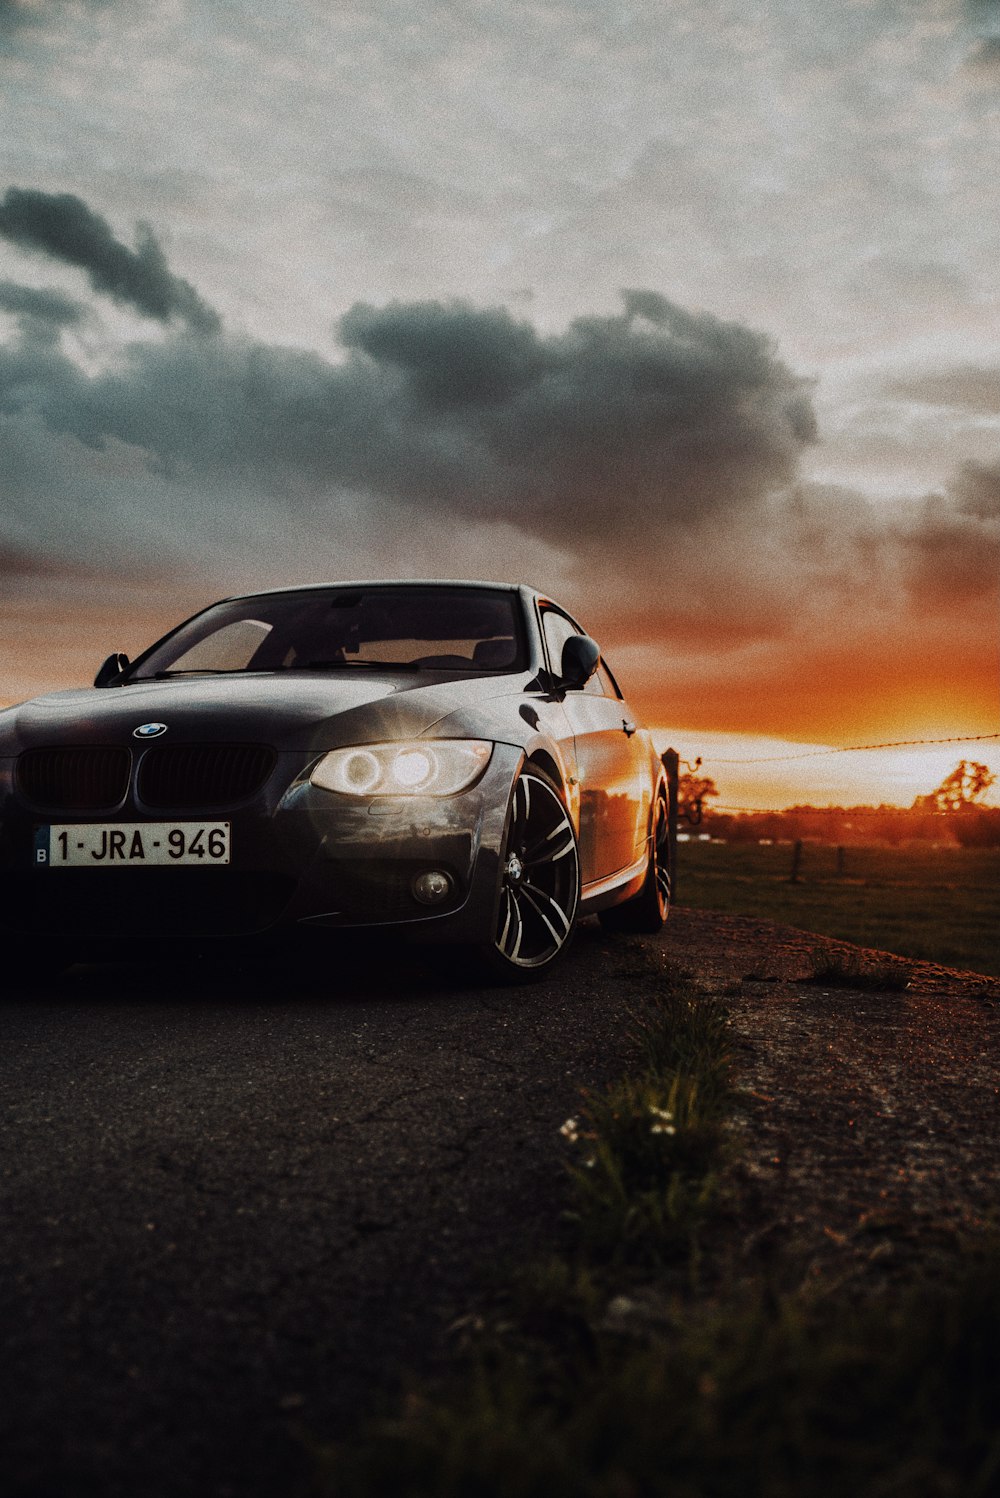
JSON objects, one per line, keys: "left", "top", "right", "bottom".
{"left": 0, "top": 742, "right": 522, "bottom": 947}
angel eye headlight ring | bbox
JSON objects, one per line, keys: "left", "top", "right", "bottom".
{"left": 392, "top": 748, "right": 436, "bottom": 789}
{"left": 310, "top": 739, "right": 492, "bottom": 797}
{"left": 340, "top": 749, "right": 381, "bottom": 794}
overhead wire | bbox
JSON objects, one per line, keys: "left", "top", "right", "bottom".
{"left": 698, "top": 731, "right": 1000, "bottom": 766}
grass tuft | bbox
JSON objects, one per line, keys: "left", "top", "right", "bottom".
{"left": 320, "top": 1249, "right": 1000, "bottom": 1498}
{"left": 558, "top": 967, "right": 733, "bottom": 1264}
{"left": 803, "top": 950, "right": 911, "bottom": 991}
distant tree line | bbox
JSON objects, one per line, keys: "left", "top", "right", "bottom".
{"left": 680, "top": 760, "right": 1000, "bottom": 846}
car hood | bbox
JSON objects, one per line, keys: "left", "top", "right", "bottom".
{"left": 0, "top": 671, "right": 511, "bottom": 756}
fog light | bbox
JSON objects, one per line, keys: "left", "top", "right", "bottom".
{"left": 412, "top": 869, "right": 453, "bottom": 906}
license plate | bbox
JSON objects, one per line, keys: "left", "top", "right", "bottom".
{"left": 36, "top": 823, "right": 231, "bottom": 868}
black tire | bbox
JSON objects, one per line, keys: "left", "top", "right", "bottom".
{"left": 598, "top": 785, "right": 670, "bottom": 935}
{"left": 476, "top": 765, "right": 580, "bottom": 984}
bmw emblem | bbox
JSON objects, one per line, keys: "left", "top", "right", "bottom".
{"left": 133, "top": 722, "right": 168, "bottom": 739}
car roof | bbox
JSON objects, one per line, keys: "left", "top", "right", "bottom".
{"left": 220, "top": 579, "right": 546, "bottom": 604}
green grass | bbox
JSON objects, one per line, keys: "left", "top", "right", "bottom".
{"left": 563, "top": 973, "right": 733, "bottom": 1264}
{"left": 319, "top": 1249, "right": 1000, "bottom": 1498}
{"left": 677, "top": 840, "right": 1000, "bottom": 976}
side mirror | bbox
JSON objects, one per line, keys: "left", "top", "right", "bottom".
{"left": 558, "top": 634, "right": 601, "bottom": 690}
{"left": 94, "top": 652, "right": 130, "bottom": 688}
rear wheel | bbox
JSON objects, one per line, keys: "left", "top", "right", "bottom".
{"left": 599, "top": 785, "right": 670, "bottom": 934}
{"left": 478, "top": 767, "right": 580, "bottom": 983}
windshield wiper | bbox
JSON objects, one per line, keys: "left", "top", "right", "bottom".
{"left": 147, "top": 669, "right": 248, "bottom": 678}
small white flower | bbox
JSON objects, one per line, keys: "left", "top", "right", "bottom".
{"left": 651, "top": 1123, "right": 677, "bottom": 1136}
{"left": 559, "top": 1117, "right": 580, "bottom": 1142}
{"left": 583, "top": 1157, "right": 596, "bottom": 1168}
{"left": 649, "top": 1105, "right": 674, "bottom": 1122}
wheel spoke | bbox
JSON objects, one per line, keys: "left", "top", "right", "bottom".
{"left": 499, "top": 887, "right": 514, "bottom": 951}
{"left": 506, "top": 894, "right": 524, "bottom": 960}
{"left": 524, "top": 814, "right": 573, "bottom": 864}
{"left": 520, "top": 883, "right": 571, "bottom": 941}
{"left": 652, "top": 797, "right": 670, "bottom": 908}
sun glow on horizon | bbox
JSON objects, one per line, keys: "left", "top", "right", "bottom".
{"left": 652, "top": 728, "right": 1000, "bottom": 813}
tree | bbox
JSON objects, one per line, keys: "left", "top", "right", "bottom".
{"left": 677, "top": 768, "right": 719, "bottom": 825}
{"left": 913, "top": 760, "right": 996, "bottom": 814}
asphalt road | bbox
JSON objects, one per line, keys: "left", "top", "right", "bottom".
{"left": 0, "top": 923, "right": 647, "bottom": 1498}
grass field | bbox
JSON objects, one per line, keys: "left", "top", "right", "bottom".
{"left": 675, "top": 839, "right": 1000, "bottom": 977}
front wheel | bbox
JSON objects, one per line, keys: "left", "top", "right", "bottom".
{"left": 598, "top": 785, "right": 670, "bottom": 934}
{"left": 477, "top": 767, "right": 580, "bottom": 983}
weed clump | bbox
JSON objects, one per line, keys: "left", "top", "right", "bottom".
{"left": 562, "top": 978, "right": 733, "bottom": 1263}
{"left": 324, "top": 1248, "right": 1000, "bottom": 1498}
{"left": 804, "top": 950, "right": 911, "bottom": 991}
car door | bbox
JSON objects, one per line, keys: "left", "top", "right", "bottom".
{"left": 539, "top": 607, "right": 649, "bottom": 884}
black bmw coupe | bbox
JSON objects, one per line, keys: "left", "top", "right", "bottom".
{"left": 0, "top": 581, "right": 669, "bottom": 980}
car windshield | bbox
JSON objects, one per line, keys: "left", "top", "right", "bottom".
{"left": 129, "top": 586, "right": 527, "bottom": 679}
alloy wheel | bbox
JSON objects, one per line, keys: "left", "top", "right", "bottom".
{"left": 494, "top": 771, "right": 579, "bottom": 970}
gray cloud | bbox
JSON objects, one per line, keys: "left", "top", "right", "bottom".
{"left": 888, "top": 364, "right": 1000, "bottom": 414}
{"left": 965, "top": 0, "right": 1000, "bottom": 72}
{"left": 0, "top": 189, "right": 220, "bottom": 334}
{"left": 0, "top": 282, "right": 815, "bottom": 567}
{"left": 0, "top": 279, "right": 84, "bottom": 330}
{"left": 952, "top": 459, "right": 1000, "bottom": 519}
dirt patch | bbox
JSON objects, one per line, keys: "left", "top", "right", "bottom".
{"left": 663, "top": 908, "right": 1000, "bottom": 1286}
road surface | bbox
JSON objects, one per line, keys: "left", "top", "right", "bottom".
{"left": 1, "top": 923, "right": 645, "bottom": 1498}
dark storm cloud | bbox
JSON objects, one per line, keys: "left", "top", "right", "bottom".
{"left": 0, "top": 280, "right": 83, "bottom": 329}
{"left": 339, "top": 300, "right": 549, "bottom": 406}
{"left": 0, "top": 283, "right": 815, "bottom": 570}
{"left": 334, "top": 292, "right": 814, "bottom": 536}
{"left": 0, "top": 189, "right": 220, "bottom": 334}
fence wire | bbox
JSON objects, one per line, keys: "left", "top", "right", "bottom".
{"left": 669, "top": 729, "right": 1000, "bottom": 822}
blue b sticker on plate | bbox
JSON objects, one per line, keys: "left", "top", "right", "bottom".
{"left": 34, "top": 827, "right": 49, "bottom": 865}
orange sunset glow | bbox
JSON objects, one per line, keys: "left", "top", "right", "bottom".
{"left": 3, "top": 568, "right": 997, "bottom": 814}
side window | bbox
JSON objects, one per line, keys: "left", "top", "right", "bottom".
{"left": 582, "top": 664, "right": 605, "bottom": 696}
{"left": 540, "top": 610, "right": 579, "bottom": 676}
{"left": 596, "top": 660, "right": 622, "bottom": 700}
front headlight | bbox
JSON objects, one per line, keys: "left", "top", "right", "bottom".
{"left": 310, "top": 739, "right": 492, "bottom": 797}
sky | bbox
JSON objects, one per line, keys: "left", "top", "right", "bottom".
{"left": 1, "top": 0, "right": 998, "bottom": 806}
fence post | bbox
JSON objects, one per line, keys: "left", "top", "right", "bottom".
{"left": 663, "top": 748, "right": 680, "bottom": 904}
{"left": 789, "top": 838, "right": 803, "bottom": 884}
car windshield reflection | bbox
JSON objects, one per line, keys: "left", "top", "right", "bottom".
{"left": 129, "top": 585, "right": 526, "bottom": 681}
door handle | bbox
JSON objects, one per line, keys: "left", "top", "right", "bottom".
{"left": 622, "top": 719, "right": 637, "bottom": 736}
